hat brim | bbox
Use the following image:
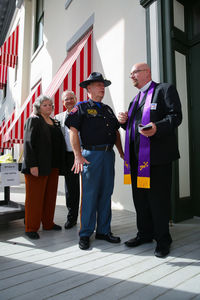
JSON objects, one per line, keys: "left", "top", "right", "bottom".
{"left": 79, "top": 79, "right": 111, "bottom": 88}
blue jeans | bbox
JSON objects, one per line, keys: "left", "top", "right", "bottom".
{"left": 79, "top": 148, "right": 115, "bottom": 237}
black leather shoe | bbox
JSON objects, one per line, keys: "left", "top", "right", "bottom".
{"left": 125, "top": 236, "right": 153, "bottom": 247}
{"left": 95, "top": 232, "right": 121, "bottom": 243}
{"left": 43, "top": 224, "right": 62, "bottom": 231}
{"left": 25, "top": 232, "right": 40, "bottom": 239}
{"left": 79, "top": 236, "right": 90, "bottom": 250}
{"left": 154, "top": 245, "right": 170, "bottom": 258}
{"left": 64, "top": 220, "right": 77, "bottom": 229}
{"left": 51, "top": 224, "right": 62, "bottom": 230}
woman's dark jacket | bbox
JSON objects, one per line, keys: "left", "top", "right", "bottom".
{"left": 21, "top": 114, "right": 66, "bottom": 176}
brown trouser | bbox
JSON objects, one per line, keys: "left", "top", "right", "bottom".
{"left": 24, "top": 168, "right": 59, "bottom": 232}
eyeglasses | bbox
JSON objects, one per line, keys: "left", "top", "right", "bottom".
{"left": 63, "top": 97, "right": 75, "bottom": 101}
{"left": 129, "top": 69, "right": 147, "bottom": 77}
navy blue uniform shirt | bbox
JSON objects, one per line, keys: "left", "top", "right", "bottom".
{"left": 65, "top": 99, "right": 120, "bottom": 146}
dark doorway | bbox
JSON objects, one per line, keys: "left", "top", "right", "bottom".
{"left": 170, "top": 0, "right": 200, "bottom": 221}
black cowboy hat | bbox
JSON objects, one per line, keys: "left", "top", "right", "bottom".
{"left": 79, "top": 72, "right": 111, "bottom": 88}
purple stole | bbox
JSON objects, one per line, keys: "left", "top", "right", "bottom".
{"left": 124, "top": 81, "right": 156, "bottom": 188}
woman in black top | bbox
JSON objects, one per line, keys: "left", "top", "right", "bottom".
{"left": 22, "top": 95, "right": 66, "bottom": 239}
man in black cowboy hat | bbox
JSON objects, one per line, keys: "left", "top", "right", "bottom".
{"left": 65, "top": 72, "right": 124, "bottom": 250}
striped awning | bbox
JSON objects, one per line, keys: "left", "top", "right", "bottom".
{"left": 3, "top": 83, "right": 41, "bottom": 144}
{"left": 0, "top": 25, "right": 19, "bottom": 89}
{"left": 45, "top": 29, "right": 92, "bottom": 115}
{"left": 0, "top": 111, "right": 15, "bottom": 151}
{"left": 0, "top": 25, "right": 19, "bottom": 68}
{"left": 3, "top": 29, "right": 92, "bottom": 144}
{"left": 0, "top": 64, "right": 8, "bottom": 89}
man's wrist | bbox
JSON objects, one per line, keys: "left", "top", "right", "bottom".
{"left": 74, "top": 152, "right": 83, "bottom": 159}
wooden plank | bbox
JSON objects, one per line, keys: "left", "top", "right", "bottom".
{"left": 0, "top": 185, "right": 200, "bottom": 300}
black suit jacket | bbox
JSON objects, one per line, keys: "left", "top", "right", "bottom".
{"left": 21, "top": 115, "right": 66, "bottom": 176}
{"left": 124, "top": 82, "right": 182, "bottom": 165}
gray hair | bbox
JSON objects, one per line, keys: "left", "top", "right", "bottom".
{"left": 61, "top": 90, "right": 76, "bottom": 100}
{"left": 33, "top": 95, "right": 54, "bottom": 115}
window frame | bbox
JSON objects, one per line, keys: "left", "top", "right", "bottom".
{"left": 34, "top": 0, "right": 44, "bottom": 52}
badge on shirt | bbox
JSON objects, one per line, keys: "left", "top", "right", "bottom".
{"left": 70, "top": 106, "right": 78, "bottom": 114}
{"left": 150, "top": 103, "right": 157, "bottom": 110}
{"left": 87, "top": 109, "right": 98, "bottom": 116}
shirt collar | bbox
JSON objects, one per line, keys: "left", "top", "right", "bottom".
{"left": 140, "top": 80, "right": 152, "bottom": 93}
{"left": 89, "top": 99, "right": 104, "bottom": 107}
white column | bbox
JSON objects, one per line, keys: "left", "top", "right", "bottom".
{"left": 175, "top": 51, "right": 190, "bottom": 198}
{"left": 149, "top": 2, "right": 160, "bottom": 82}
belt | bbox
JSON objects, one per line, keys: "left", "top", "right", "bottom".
{"left": 83, "top": 145, "right": 113, "bottom": 151}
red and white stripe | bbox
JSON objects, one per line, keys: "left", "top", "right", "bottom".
{"left": 3, "top": 83, "right": 41, "bottom": 144}
{"left": 0, "top": 64, "right": 8, "bottom": 89}
{"left": 45, "top": 29, "right": 92, "bottom": 115}
{"left": 0, "top": 120, "right": 5, "bottom": 132}
{"left": 0, "top": 111, "right": 15, "bottom": 151}
{"left": 0, "top": 120, "right": 6, "bottom": 149}
{"left": 0, "top": 25, "right": 19, "bottom": 68}
{"left": 3, "top": 30, "right": 92, "bottom": 144}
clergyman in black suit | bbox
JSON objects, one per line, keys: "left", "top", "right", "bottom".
{"left": 118, "top": 62, "right": 182, "bottom": 258}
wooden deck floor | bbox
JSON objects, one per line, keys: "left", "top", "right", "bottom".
{"left": 0, "top": 185, "right": 200, "bottom": 300}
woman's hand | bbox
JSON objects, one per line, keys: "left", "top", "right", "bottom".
{"left": 30, "top": 167, "right": 39, "bottom": 177}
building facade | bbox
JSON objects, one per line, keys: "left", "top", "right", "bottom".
{"left": 0, "top": 0, "right": 199, "bottom": 222}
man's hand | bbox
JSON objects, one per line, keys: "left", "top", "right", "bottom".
{"left": 140, "top": 122, "right": 157, "bottom": 137}
{"left": 118, "top": 112, "right": 128, "bottom": 124}
{"left": 30, "top": 167, "right": 39, "bottom": 177}
{"left": 72, "top": 154, "right": 90, "bottom": 174}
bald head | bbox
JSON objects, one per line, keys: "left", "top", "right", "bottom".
{"left": 130, "top": 63, "right": 152, "bottom": 89}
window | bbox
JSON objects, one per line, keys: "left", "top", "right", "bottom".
{"left": 34, "top": 0, "right": 44, "bottom": 51}
{"left": 192, "top": 1, "right": 200, "bottom": 36}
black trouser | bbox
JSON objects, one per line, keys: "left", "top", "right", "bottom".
{"left": 64, "top": 152, "right": 80, "bottom": 222}
{"left": 130, "top": 157, "right": 172, "bottom": 247}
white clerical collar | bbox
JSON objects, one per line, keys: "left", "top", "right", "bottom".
{"left": 140, "top": 81, "right": 152, "bottom": 92}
